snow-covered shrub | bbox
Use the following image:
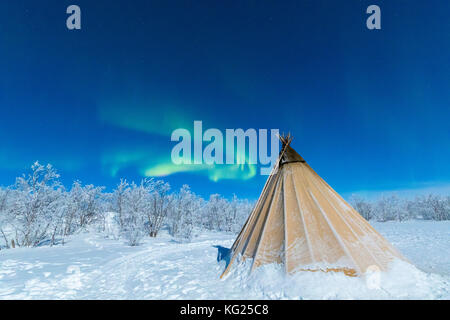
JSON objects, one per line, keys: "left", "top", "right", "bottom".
{"left": 373, "top": 194, "right": 408, "bottom": 222}
{"left": 222, "top": 195, "right": 237, "bottom": 233}
{"left": 0, "top": 188, "right": 12, "bottom": 248}
{"left": 231, "top": 197, "right": 253, "bottom": 233}
{"left": 144, "top": 180, "right": 173, "bottom": 237}
{"left": 169, "top": 185, "right": 200, "bottom": 242}
{"left": 202, "top": 194, "right": 230, "bottom": 231}
{"left": 121, "top": 221, "right": 145, "bottom": 246}
{"left": 119, "top": 180, "right": 150, "bottom": 246}
{"left": 60, "top": 181, "right": 105, "bottom": 241}
{"left": 349, "top": 194, "right": 375, "bottom": 221}
{"left": 7, "top": 162, "right": 65, "bottom": 247}
{"left": 446, "top": 196, "right": 450, "bottom": 220}
{"left": 66, "top": 181, "right": 104, "bottom": 231}
{"left": 112, "top": 179, "right": 129, "bottom": 228}
{"left": 411, "top": 194, "right": 450, "bottom": 221}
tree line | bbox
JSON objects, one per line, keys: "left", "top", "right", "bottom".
{"left": 349, "top": 193, "right": 450, "bottom": 222}
{"left": 0, "top": 162, "right": 253, "bottom": 248}
{"left": 0, "top": 162, "right": 448, "bottom": 249}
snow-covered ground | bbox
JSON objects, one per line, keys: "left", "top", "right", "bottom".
{"left": 0, "top": 221, "right": 448, "bottom": 300}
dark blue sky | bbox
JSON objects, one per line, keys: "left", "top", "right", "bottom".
{"left": 0, "top": 0, "right": 449, "bottom": 199}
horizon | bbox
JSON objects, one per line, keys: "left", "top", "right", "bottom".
{"left": 1, "top": 159, "right": 449, "bottom": 203}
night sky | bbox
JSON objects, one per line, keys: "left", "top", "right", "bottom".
{"left": 0, "top": 0, "right": 449, "bottom": 199}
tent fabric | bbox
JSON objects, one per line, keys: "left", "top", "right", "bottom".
{"left": 221, "top": 139, "right": 406, "bottom": 278}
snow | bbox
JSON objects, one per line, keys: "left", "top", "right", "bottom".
{"left": 0, "top": 220, "right": 448, "bottom": 300}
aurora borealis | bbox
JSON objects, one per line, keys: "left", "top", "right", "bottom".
{"left": 0, "top": 1, "right": 449, "bottom": 199}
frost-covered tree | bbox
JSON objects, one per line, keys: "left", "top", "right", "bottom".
{"left": 145, "top": 180, "right": 172, "bottom": 237}
{"left": 411, "top": 194, "right": 449, "bottom": 221}
{"left": 111, "top": 179, "right": 173, "bottom": 245}
{"left": 374, "top": 194, "right": 408, "bottom": 222}
{"left": 76, "top": 183, "right": 104, "bottom": 228}
{"left": 119, "top": 180, "right": 150, "bottom": 246}
{"left": 223, "top": 194, "right": 251, "bottom": 233}
{"left": 8, "top": 162, "right": 65, "bottom": 247}
{"left": 446, "top": 196, "right": 450, "bottom": 220}
{"left": 196, "top": 194, "right": 253, "bottom": 233}
{"left": 203, "top": 194, "right": 231, "bottom": 231}
{"left": 169, "top": 185, "right": 201, "bottom": 242}
{"left": 231, "top": 198, "right": 253, "bottom": 233}
{"left": 0, "top": 188, "right": 11, "bottom": 248}
{"left": 222, "top": 194, "right": 238, "bottom": 232}
{"left": 112, "top": 179, "right": 129, "bottom": 228}
{"left": 63, "top": 181, "right": 104, "bottom": 238}
{"left": 349, "top": 194, "right": 374, "bottom": 221}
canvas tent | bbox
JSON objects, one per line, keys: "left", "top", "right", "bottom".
{"left": 221, "top": 135, "right": 406, "bottom": 278}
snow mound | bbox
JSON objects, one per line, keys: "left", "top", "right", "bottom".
{"left": 223, "top": 259, "right": 449, "bottom": 300}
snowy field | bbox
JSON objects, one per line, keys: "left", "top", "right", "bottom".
{"left": 0, "top": 220, "right": 448, "bottom": 300}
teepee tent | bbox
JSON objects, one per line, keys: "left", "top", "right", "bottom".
{"left": 221, "top": 135, "right": 406, "bottom": 278}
